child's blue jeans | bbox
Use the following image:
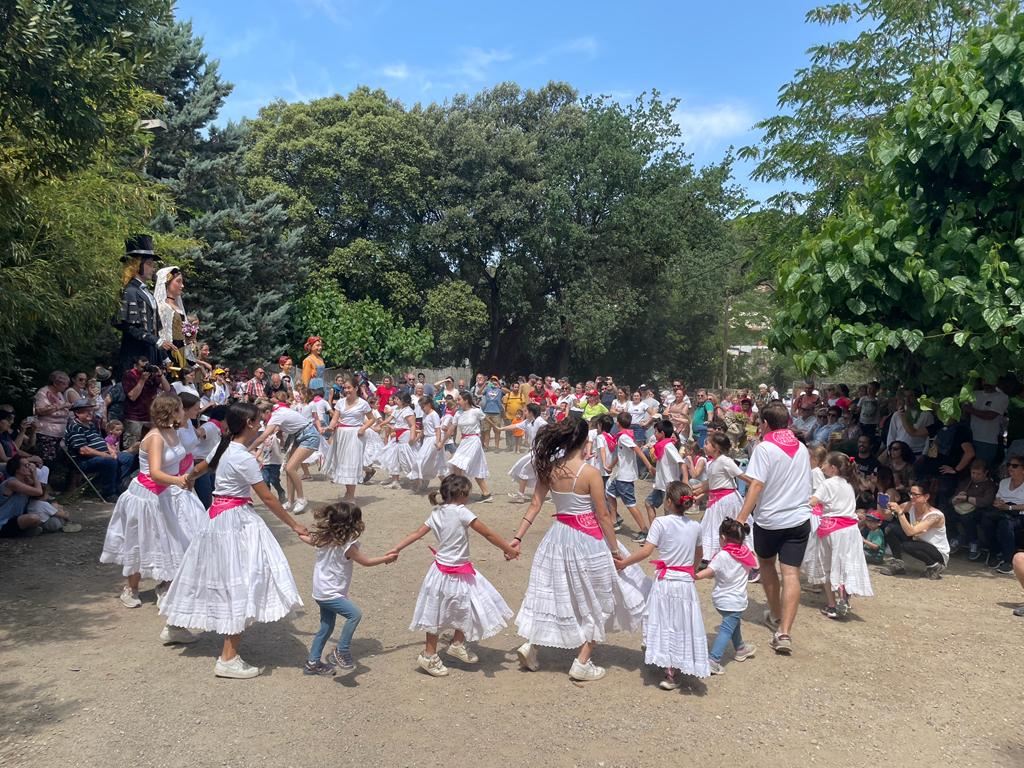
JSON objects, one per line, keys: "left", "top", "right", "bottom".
{"left": 709, "top": 608, "right": 745, "bottom": 661}
{"left": 308, "top": 597, "right": 362, "bottom": 662}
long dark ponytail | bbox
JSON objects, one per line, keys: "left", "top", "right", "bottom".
{"left": 534, "top": 417, "right": 589, "bottom": 485}
{"left": 209, "top": 402, "right": 259, "bottom": 472}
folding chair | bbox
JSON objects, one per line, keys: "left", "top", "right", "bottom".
{"left": 60, "top": 441, "right": 106, "bottom": 502}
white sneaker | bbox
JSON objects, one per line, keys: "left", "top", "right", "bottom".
{"left": 568, "top": 658, "right": 606, "bottom": 681}
{"left": 709, "top": 660, "right": 726, "bottom": 675}
{"left": 417, "top": 653, "right": 449, "bottom": 677}
{"left": 445, "top": 642, "right": 478, "bottom": 664}
{"left": 160, "top": 625, "right": 198, "bottom": 645}
{"left": 155, "top": 582, "right": 169, "bottom": 610}
{"left": 292, "top": 498, "right": 309, "bottom": 514}
{"left": 516, "top": 642, "right": 540, "bottom": 671}
{"left": 214, "top": 655, "right": 260, "bottom": 679}
{"left": 734, "top": 643, "right": 757, "bottom": 662}
{"left": 119, "top": 586, "right": 142, "bottom": 609}
{"left": 282, "top": 501, "right": 292, "bottom": 511}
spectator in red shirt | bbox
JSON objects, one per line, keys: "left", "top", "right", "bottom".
{"left": 375, "top": 376, "right": 398, "bottom": 412}
{"left": 121, "top": 356, "right": 171, "bottom": 449}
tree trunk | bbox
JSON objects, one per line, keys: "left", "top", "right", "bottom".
{"left": 720, "top": 295, "right": 731, "bottom": 390}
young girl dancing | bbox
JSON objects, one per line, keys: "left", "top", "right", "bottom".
{"left": 415, "top": 396, "right": 448, "bottom": 491}
{"left": 389, "top": 475, "right": 518, "bottom": 677}
{"left": 381, "top": 392, "right": 418, "bottom": 489}
{"left": 695, "top": 518, "right": 758, "bottom": 675}
{"left": 159, "top": 402, "right": 311, "bottom": 679}
{"left": 324, "top": 377, "right": 375, "bottom": 500}
{"left": 505, "top": 402, "right": 547, "bottom": 503}
{"left": 801, "top": 444, "right": 828, "bottom": 585}
{"left": 304, "top": 501, "right": 396, "bottom": 676}
{"left": 510, "top": 418, "right": 649, "bottom": 682}
{"left": 615, "top": 481, "right": 708, "bottom": 689}
{"left": 697, "top": 433, "right": 753, "bottom": 569}
{"left": 808, "top": 451, "right": 874, "bottom": 618}
{"left": 101, "top": 395, "right": 199, "bottom": 613}
{"left": 447, "top": 392, "right": 492, "bottom": 502}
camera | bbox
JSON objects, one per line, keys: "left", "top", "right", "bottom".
{"left": 143, "top": 363, "right": 161, "bottom": 375}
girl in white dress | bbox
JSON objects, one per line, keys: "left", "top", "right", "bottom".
{"left": 615, "top": 481, "right": 709, "bottom": 688}
{"left": 101, "top": 395, "right": 196, "bottom": 611}
{"left": 360, "top": 408, "right": 385, "bottom": 483}
{"left": 447, "top": 393, "right": 492, "bottom": 502}
{"left": 389, "top": 475, "right": 518, "bottom": 677}
{"left": 504, "top": 402, "right": 546, "bottom": 503}
{"left": 381, "top": 392, "right": 418, "bottom": 489}
{"left": 801, "top": 444, "right": 828, "bottom": 584}
{"left": 324, "top": 378, "right": 375, "bottom": 500}
{"left": 509, "top": 418, "right": 649, "bottom": 682}
{"left": 808, "top": 451, "right": 874, "bottom": 618}
{"left": 160, "top": 402, "right": 311, "bottom": 679}
{"left": 415, "top": 397, "right": 448, "bottom": 490}
{"left": 696, "top": 433, "right": 753, "bottom": 564}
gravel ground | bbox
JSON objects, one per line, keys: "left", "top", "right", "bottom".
{"left": 2, "top": 449, "right": 1023, "bottom": 768}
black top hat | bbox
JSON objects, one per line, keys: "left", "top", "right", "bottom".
{"left": 122, "top": 234, "right": 160, "bottom": 262}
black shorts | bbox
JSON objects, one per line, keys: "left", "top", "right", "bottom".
{"left": 753, "top": 520, "right": 811, "bottom": 567}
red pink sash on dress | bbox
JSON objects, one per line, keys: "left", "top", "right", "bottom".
{"left": 707, "top": 488, "right": 735, "bottom": 507}
{"left": 722, "top": 542, "right": 758, "bottom": 568}
{"left": 816, "top": 516, "right": 858, "bottom": 538}
{"left": 178, "top": 454, "right": 194, "bottom": 474}
{"left": 555, "top": 512, "right": 603, "bottom": 540}
{"left": 395, "top": 428, "right": 409, "bottom": 439}
{"left": 811, "top": 502, "right": 824, "bottom": 517}
{"left": 429, "top": 547, "right": 476, "bottom": 575}
{"left": 136, "top": 473, "right": 167, "bottom": 495}
{"left": 209, "top": 495, "right": 251, "bottom": 520}
{"left": 649, "top": 560, "right": 696, "bottom": 580}
{"left": 763, "top": 428, "right": 800, "bottom": 458}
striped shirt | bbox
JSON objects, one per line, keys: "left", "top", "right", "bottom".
{"left": 65, "top": 420, "right": 107, "bottom": 460}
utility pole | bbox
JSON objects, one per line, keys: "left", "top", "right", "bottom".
{"left": 721, "top": 294, "right": 731, "bottom": 390}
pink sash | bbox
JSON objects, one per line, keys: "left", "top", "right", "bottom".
{"left": 178, "top": 454, "right": 194, "bottom": 474}
{"left": 461, "top": 433, "right": 479, "bottom": 438}
{"left": 429, "top": 547, "right": 476, "bottom": 575}
{"left": 763, "top": 428, "right": 800, "bottom": 458}
{"left": 618, "top": 428, "right": 634, "bottom": 442}
{"left": 650, "top": 560, "right": 696, "bottom": 580}
{"left": 652, "top": 437, "right": 676, "bottom": 462}
{"left": 555, "top": 513, "right": 603, "bottom": 541}
{"left": 707, "top": 488, "right": 735, "bottom": 507}
{"left": 722, "top": 542, "right": 758, "bottom": 568}
{"left": 816, "top": 516, "right": 858, "bottom": 538}
{"left": 601, "top": 432, "right": 618, "bottom": 451}
{"left": 811, "top": 502, "right": 824, "bottom": 517}
{"left": 395, "top": 428, "right": 409, "bottom": 439}
{"left": 136, "top": 473, "right": 167, "bottom": 495}
{"left": 209, "top": 495, "right": 251, "bottom": 520}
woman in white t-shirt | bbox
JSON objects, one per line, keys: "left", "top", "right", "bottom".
{"left": 248, "top": 390, "right": 320, "bottom": 514}
{"left": 883, "top": 483, "right": 950, "bottom": 579}
{"left": 389, "top": 475, "right": 518, "bottom": 677}
{"left": 303, "top": 500, "right": 396, "bottom": 676}
{"left": 160, "top": 402, "right": 310, "bottom": 679}
{"left": 324, "top": 379, "right": 375, "bottom": 499}
{"left": 415, "top": 397, "right": 448, "bottom": 489}
{"left": 626, "top": 390, "right": 655, "bottom": 445}
{"left": 447, "top": 393, "right": 492, "bottom": 502}
{"left": 808, "top": 452, "right": 873, "bottom": 619}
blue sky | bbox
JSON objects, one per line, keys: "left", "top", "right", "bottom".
{"left": 174, "top": 0, "right": 851, "bottom": 202}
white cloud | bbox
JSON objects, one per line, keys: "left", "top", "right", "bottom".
{"left": 381, "top": 63, "right": 410, "bottom": 79}
{"left": 457, "top": 47, "right": 513, "bottom": 81}
{"left": 561, "top": 36, "right": 598, "bottom": 58}
{"left": 673, "top": 103, "right": 754, "bottom": 150}
{"left": 292, "top": 0, "right": 350, "bottom": 26}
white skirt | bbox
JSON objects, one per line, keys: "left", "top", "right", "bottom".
{"left": 409, "top": 564, "right": 512, "bottom": 642}
{"left": 515, "top": 521, "right": 649, "bottom": 648}
{"left": 801, "top": 514, "right": 824, "bottom": 581}
{"left": 809, "top": 523, "right": 874, "bottom": 597}
{"left": 449, "top": 435, "right": 489, "bottom": 479}
{"left": 326, "top": 427, "right": 365, "bottom": 486}
{"left": 159, "top": 504, "right": 302, "bottom": 635}
{"left": 508, "top": 451, "right": 537, "bottom": 484}
{"left": 362, "top": 429, "right": 385, "bottom": 469}
{"left": 168, "top": 485, "right": 209, "bottom": 542}
{"left": 416, "top": 438, "right": 448, "bottom": 480}
{"left": 382, "top": 435, "right": 419, "bottom": 479}
{"left": 100, "top": 480, "right": 191, "bottom": 582}
{"left": 643, "top": 577, "right": 710, "bottom": 677}
{"left": 700, "top": 491, "right": 746, "bottom": 558}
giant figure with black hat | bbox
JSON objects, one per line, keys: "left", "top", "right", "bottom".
{"left": 116, "top": 234, "right": 168, "bottom": 374}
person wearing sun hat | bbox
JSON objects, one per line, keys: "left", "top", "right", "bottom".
{"left": 116, "top": 234, "right": 165, "bottom": 375}
{"left": 581, "top": 389, "right": 609, "bottom": 422}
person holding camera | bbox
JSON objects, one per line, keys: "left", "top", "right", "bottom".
{"left": 121, "top": 356, "right": 171, "bottom": 450}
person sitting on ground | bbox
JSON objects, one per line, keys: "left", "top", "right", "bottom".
{"left": 883, "top": 483, "right": 950, "bottom": 579}
{"left": 862, "top": 510, "right": 886, "bottom": 564}
{"left": 982, "top": 454, "right": 1024, "bottom": 575}
{"left": 0, "top": 455, "right": 80, "bottom": 536}
{"left": 65, "top": 398, "right": 138, "bottom": 501}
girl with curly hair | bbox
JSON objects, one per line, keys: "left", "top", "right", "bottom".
{"left": 302, "top": 500, "right": 397, "bottom": 676}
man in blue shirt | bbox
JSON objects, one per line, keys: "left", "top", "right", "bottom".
{"left": 65, "top": 399, "right": 137, "bottom": 500}
{"left": 480, "top": 376, "right": 508, "bottom": 451}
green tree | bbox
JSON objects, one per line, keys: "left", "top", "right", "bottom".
{"left": 772, "top": 7, "right": 1024, "bottom": 417}
{"left": 422, "top": 281, "right": 489, "bottom": 363}
{"left": 297, "top": 284, "right": 432, "bottom": 373}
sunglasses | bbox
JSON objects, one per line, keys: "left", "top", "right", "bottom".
{"left": 909, "top": 491, "right": 926, "bottom": 498}
{"left": 1010, "top": 463, "right": 1024, "bottom": 469}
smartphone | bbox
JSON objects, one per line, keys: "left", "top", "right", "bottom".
{"left": 877, "top": 493, "right": 890, "bottom": 509}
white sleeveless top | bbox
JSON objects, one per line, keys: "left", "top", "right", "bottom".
{"left": 913, "top": 508, "right": 950, "bottom": 563}
{"left": 549, "top": 463, "right": 592, "bottom": 517}
{"left": 140, "top": 430, "right": 187, "bottom": 476}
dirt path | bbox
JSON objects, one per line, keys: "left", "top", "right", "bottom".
{"left": 2, "top": 449, "right": 1022, "bottom": 768}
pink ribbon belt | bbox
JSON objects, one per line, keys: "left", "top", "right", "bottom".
{"left": 555, "top": 513, "right": 603, "bottom": 541}
{"left": 429, "top": 547, "right": 475, "bottom": 575}
{"left": 136, "top": 473, "right": 167, "bottom": 495}
{"left": 816, "top": 516, "right": 858, "bottom": 538}
{"left": 178, "top": 454, "right": 194, "bottom": 474}
{"left": 337, "top": 423, "right": 359, "bottom": 428}
{"left": 461, "top": 433, "right": 479, "bottom": 438}
{"left": 209, "top": 495, "right": 251, "bottom": 520}
{"left": 707, "top": 488, "right": 735, "bottom": 507}
{"left": 811, "top": 502, "right": 824, "bottom": 517}
{"left": 650, "top": 560, "right": 696, "bottom": 580}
